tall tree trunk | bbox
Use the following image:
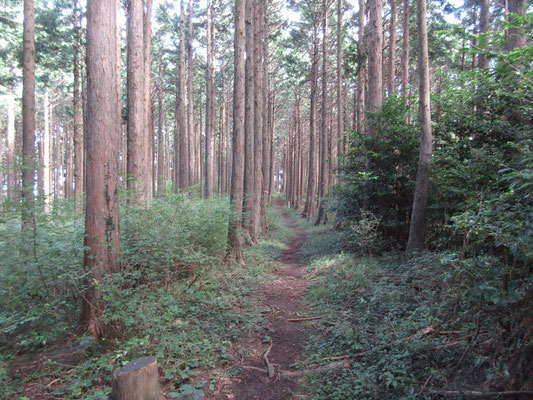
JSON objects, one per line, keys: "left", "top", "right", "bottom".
{"left": 471, "top": 6, "right": 477, "bottom": 69}
{"left": 227, "top": 0, "right": 246, "bottom": 262}
{"left": 243, "top": 0, "right": 255, "bottom": 238}
{"left": 302, "top": 15, "right": 319, "bottom": 220}
{"left": 296, "top": 96, "right": 302, "bottom": 208}
{"left": 388, "top": 0, "right": 397, "bottom": 95}
{"left": 178, "top": 0, "right": 189, "bottom": 189}
{"left": 21, "top": 0, "right": 36, "bottom": 257}
{"left": 401, "top": 0, "right": 410, "bottom": 121}
{"left": 187, "top": 0, "right": 195, "bottom": 186}
{"left": 73, "top": 0, "right": 84, "bottom": 211}
{"left": 204, "top": 0, "right": 215, "bottom": 198}
{"left": 80, "top": 0, "right": 121, "bottom": 338}
{"left": 157, "top": 60, "right": 165, "bottom": 195}
{"left": 65, "top": 123, "right": 74, "bottom": 198}
{"left": 367, "top": 0, "right": 383, "bottom": 136}
{"left": 336, "top": 0, "right": 344, "bottom": 161}
{"left": 406, "top": 0, "right": 432, "bottom": 256}
{"left": 268, "top": 88, "right": 275, "bottom": 201}
{"left": 6, "top": 86, "right": 17, "bottom": 201}
{"left": 144, "top": 0, "right": 153, "bottom": 198}
{"left": 261, "top": 7, "right": 270, "bottom": 216}
{"left": 505, "top": 0, "right": 527, "bottom": 51}
{"left": 43, "top": 90, "right": 51, "bottom": 210}
{"left": 356, "top": 0, "right": 366, "bottom": 133}
{"left": 315, "top": 2, "right": 329, "bottom": 225}
{"left": 478, "top": 0, "right": 489, "bottom": 69}
{"left": 252, "top": 0, "right": 264, "bottom": 236}
{"left": 127, "top": 0, "right": 146, "bottom": 202}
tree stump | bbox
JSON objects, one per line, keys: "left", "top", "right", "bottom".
{"left": 111, "top": 356, "right": 164, "bottom": 400}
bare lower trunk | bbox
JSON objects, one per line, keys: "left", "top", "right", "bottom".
{"left": 243, "top": 0, "right": 255, "bottom": 238}
{"left": 157, "top": 61, "right": 165, "bottom": 195}
{"left": 178, "top": 0, "right": 189, "bottom": 189}
{"left": 80, "top": 0, "right": 121, "bottom": 338}
{"left": 388, "top": 0, "right": 396, "bottom": 95}
{"left": 126, "top": 0, "right": 146, "bottom": 201}
{"left": 187, "top": 0, "right": 195, "bottom": 187}
{"left": 505, "top": 0, "right": 527, "bottom": 51}
{"left": 21, "top": 0, "right": 36, "bottom": 257}
{"left": 401, "top": 0, "right": 410, "bottom": 122}
{"left": 227, "top": 0, "right": 246, "bottom": 262}
{"left": 302, "top": 15, "right": 319, "bottom": 220}
{"left": 315, "top": 2, "right": 329, "bottom": 225}
{"left": 252, "top": 0, "right": 264, "bottom": 236}
{"left": 367, "top": 0, "right": 383, "bottom": 136}
{"left": 478, "top": 0, "right": 489, "bottom": 69}
{"left": 406, "top": 0, "right": 432, "bottom": 256}
{"left": 144, "top": 0, "right": 153, "bottom": 198}
{"left": 204, "top": 0, "right": 216, "bottom": 198}
{"left": 73, "top": 1, "right": 84, "bottom": 210}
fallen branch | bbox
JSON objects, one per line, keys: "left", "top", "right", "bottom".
{"left": 240, "top": 360, "right": 351, "bottom": 379}
{"left": 428, "top": 389, "right": 533, "bottom": 398}
{"left": 288, "top": 316, "right": 322, "bottom": 322}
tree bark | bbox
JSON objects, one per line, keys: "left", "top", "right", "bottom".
{"left": 227, "top": 0, "right": 246, "bottom": 262}
{"left": 127, "top": 0, "right": 147, "bottom": 202}
{"left": 243, "top": 0, "right": 256, "bottom": 238}
{"left": 401, "top": 0, "right": 410, "bottom": 121}
{"left": 261, "top": 7, "right": 270, "bottom": 216}
{"left": 187, "top": 0, "right": 196, "bottom": 187}
{"left": 21, "top": 0, "right": 36, "bottom": 256}
{"left": 505, "top": 0, "right": 527, "bottom": 51}
{"left": 111, "top": 357, "right": 164, "bottom": 400}
{"left": 157, "top": 60, "right": 165, "bottom": 195}
{"left": 388, "top": 0, "right": 397, "bottom": 95}
{"left": 80, "top": 0, "right": 121, "bottom": 338}
{"left": 178, "top": 0, "right": 189, "bottom": 189}
{"left": 406, "top": 0, "right": 432, "bottom": 256}
{"left": 302, "top": 12, "right": 319, "bottom": 220}
{"left": 73, "top": 0, "right": 84, "bottom": 211}
{"left": 43, "top": 89, "right": 51, "bottom": 210}
{"left": 367, "top": 0, "right": 383, "bottom": 135}
{"left": 144, "top": 0, "right": 153, "bottom": 198}
{"left": 356, "top": 0, "right": 366, "bottom": 133}
{"left": 336, "top": 0, "right": 343, "bottom": 161}
{"left": 315, "top": 2, "right": 329, "bottom": 225}
{"left": 7, "top": 86, "right": 17, "bottom": 201}
{"left": 252, "top": 0, "right": 264, "bottom": 235}
{"left": 204, "top": 0, "right": 216, "bottom": 198}
{"left": 478, "top": 0, "right": 489, "bottom": 69}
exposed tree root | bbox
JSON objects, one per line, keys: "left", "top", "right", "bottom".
{"left": 240, "top": 360, "right": 351, "bottom": 379}
{"left": 263, "top": 341, "right": 275, "bottom": 378}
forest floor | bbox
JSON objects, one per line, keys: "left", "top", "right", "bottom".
{"left": 228, "top": 210, "right": 309, "bottom": 400}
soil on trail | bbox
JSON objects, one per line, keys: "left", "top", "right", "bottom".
{"left": 232, "top": 211, "right": 308, "bottom": 400}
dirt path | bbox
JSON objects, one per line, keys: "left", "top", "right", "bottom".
{"left": 231, "top": 211, "right": 308, "bottom": 399}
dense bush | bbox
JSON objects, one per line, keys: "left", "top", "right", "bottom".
{"left": 0, "top": 194, "right": 230, "bottom": 354}
{"left": 336, "top": 95, "right": 419, "bottom": 251}
{"left": 332, "top": 42, "right": 533, "bottom": 392}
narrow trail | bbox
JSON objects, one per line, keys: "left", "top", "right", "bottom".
{"left": 232, "top": 210, "right": 308, "bottom": 399}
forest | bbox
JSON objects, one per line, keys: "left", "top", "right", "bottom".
{"left": 0, "top": 0, "right": 531, "bottom": 398}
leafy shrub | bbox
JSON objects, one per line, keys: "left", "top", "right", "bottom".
{"left": 336, "top": 95, "right": 419, "bottom": 249}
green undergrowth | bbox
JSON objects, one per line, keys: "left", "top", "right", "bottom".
{"left": 0, "top": 196, "right": 293, "bottom": 399}
{"left": 283, "top": 211, "right": 523, "bottom": 400}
